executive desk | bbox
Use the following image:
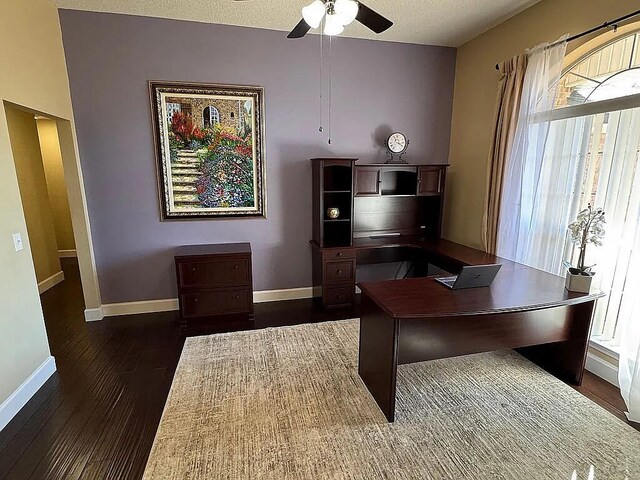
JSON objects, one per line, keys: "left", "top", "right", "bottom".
{"left": 355, "top": 238, "right": 604, "bottom": 422}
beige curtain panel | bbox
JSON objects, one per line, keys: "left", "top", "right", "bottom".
{"left": 482, "top": 54, "right": 527, "bottom": 254}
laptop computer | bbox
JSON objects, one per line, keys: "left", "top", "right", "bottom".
{"left": 434, "top": 264, "right": 502, "bottom": 290}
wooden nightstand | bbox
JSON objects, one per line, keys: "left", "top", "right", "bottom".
{"left": 174, "top": 243, "right": 253, "bottom": 329}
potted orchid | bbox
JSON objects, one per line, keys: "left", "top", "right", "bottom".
{"left": 564, "top": 204, "right": 605, "bottom": 293}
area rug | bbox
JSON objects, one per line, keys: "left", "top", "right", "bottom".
{"left": 143, "top": 319, "right": 640, "bottom": 479}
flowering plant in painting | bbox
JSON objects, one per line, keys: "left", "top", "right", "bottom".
{"left": 564, "top": 204, "right": 605, "bottom": 276}
{"left": 169, "top": 112, "right": 206, "bottom": 149}
{"left": 195, "top": 125, "right": 254, "bottom": 208}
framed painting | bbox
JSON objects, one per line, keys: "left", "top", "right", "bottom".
{"left": 149, "top": 81, "right": 266, "bottom": 219}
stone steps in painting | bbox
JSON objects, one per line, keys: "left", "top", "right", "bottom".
{"left": 173, "top": 192, "right": 200, "bottom": 201}
{"left": 171, "top": 155, "right": 202, "bottom": 207}
{"left": 171, "top": 176, "right": 201, "bottom": 207}
{"left": 173, "top": 160, "right": 200, "bottom": 165}
{"left": 175, "top": 151, "right": 201, "bottom": 164}
{"left": 172, "top": 163, "right": 199, "bottom": 169}
{"left": 172, "top": 185, "right": 197, "bottom": 193}
{"left": 177, "top": 150, "right": 198, "bottom": 157}
{"left": 172, "top": 169, "right": 201, "bottom": 176}
{"left": 174, "top": 194, "right": 200, "bottom": 207}
{"left": 174, "top": 160, "right": 200, "bottom": 166}
{"left": 172, "top": 178, "right": 200, "bottom": 187}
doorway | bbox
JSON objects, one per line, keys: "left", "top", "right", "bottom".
{"left": 6, "top": 107, "right": 76, "bottom": 296}
{"left": 4, "top": 102, "right": 101, "bottom": 322}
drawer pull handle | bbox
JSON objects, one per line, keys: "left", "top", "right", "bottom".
{"left": 337, "top": 269, "right": 343, "bottom": 275}
{"left": 233, "top": 264, "right": 239, "bottom": 269}
{"left": 234, "top": 294, "right": 240, "bottom": 300}
{"left": 192, "top": 267, "right": 197, "bottom": 272}
{"left": 337, "top": 252, "right": 343, "bottom": 257}
{"left": 338, "top": 295, "right": 344, "bottom": 300}
{"left": 193, "top": 298, "right": 198, "bottom": 303}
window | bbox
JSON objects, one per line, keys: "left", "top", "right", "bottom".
{"left": 556, "top": 32, "right": 640, "bottom": 107}
{"left": 203, "top": 106, "right": 220, "bottom": 127}
{"left": 536, "top": 29, "right": 640, "bottom": 351}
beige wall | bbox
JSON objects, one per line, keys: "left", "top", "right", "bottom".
{"left": 37, "top": 118, "right": 76, "bottom": 252}
{"left": 0, "top": 0, "right": 100, "bottom": 406}
{"left": 445, "top": 0, "right": 640, "bottom": 250}
{"left": 6, "top": 107, "right": 62, "bottom": 284}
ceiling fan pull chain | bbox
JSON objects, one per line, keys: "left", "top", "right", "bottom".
{"left": 328, "top": 34, "right": 332, "bottom": 145}
{"left": 319, "top": 22, "right": 324, "bottom": 133}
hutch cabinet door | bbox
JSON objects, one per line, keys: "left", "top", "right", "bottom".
{"left": 355, "top": 167, "right": 381, "bottom": 196}
{"left": 417, "top": 166, "right": 444, "bottom": 196}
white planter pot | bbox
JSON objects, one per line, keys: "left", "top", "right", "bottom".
{"left": 565, "top": 271, "right": 593, "bottom": 293}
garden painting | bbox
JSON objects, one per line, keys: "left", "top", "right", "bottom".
{"left": 150, "top": 82, "right": 266, "bottom": 219}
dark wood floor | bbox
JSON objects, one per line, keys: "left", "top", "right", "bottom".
{"left": 0, "top": 259, "right": 636, "bottom": 479}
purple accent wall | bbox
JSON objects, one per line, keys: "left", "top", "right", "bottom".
{"left": 59, "top": 10, "right": 456, "bottom": 303}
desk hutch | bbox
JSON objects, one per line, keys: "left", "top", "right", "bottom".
{"left": 310, "top": 158, "right": 449, "bottom": 308}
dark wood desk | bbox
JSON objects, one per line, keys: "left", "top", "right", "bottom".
{"left": 356, "top": 239, "right": 604, "bottom": 422}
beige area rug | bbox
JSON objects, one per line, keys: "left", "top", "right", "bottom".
{"left": 143, "top": 319, "right": 640, "bottom": 479}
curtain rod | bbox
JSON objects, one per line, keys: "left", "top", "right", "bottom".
{"left": 494, "top": 8, "right": 640, "bottom": 70}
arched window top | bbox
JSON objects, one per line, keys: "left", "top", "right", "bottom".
{"left": 203, "top": 106, "right": 220, "bottom": 127}
{"left": 556, "top": 30, "right": 640, "bottom": 107}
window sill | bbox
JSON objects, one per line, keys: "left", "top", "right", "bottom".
{"left": 589, "top": 337, "right": 620, "bottom": 360}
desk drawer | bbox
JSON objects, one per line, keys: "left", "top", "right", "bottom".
{"left": 178, "top": 257, "right": 250, "bottom": 288}
{"left": 324, "top": 260, "right": 355, "bottom": 284}
{"left": 324, "top": 286, "right": 353, "bottom": 307}
{"left": 322, "top": 248, "right": 356, "bottom": 261}
{"left": 181, "top": 288, "right": 252, "bottom": 318}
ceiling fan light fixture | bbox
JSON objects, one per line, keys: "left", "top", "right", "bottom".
{"left": 334, "top": 0, "right": 359, "bottom": 26}
{"left": 324, "top": 13, "right": 345, "bottom": 36}
{"left": 302, "top": 0, "right": 326, "bottom": 29}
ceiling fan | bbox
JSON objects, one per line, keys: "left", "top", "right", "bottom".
{"left": 234, "top": 0, "right": 393, "bottom": 38}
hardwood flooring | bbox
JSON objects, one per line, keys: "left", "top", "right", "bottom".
{"left": 0, "top": 259, "right": 636, "bottom": 479}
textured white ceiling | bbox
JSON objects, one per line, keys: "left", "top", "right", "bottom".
{"left": 53, "top": 0, "right": 542, "bottom": 47}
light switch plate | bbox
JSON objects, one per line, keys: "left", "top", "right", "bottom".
{"left": 12, "top": 233, "right": 24, "bottom": 252}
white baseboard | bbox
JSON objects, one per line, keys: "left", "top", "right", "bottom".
{"left": 38, "top": 271, "right": 65, "bottom": 294}
{"left": 585, "top": 350, "right": 619, "bottom": 387}
{"left": 0, "top": 356, "right": 56, "bottom": 432}
{"left": 84, "top": 307, "right": 104, "bottom": 322}
{"left": 58, "top": 249, "right": 77, "bottom": 258}
{"left": 85, "top": 286, "right": 315, "bottom": 319}
{"left": 253, "top": 287, "right": 313, "bottom": 303}
{"left": 102, "top": 298, "right": 179, "bottom": 317}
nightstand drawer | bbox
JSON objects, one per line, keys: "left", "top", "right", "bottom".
{"left": 178, "top": 258, "right": 250, "bottom": 288}
{"left": 324, "top": 286, "right": 353, "bottom": 307}
{"left": 324, "top": 260, "right": 355, "bottom": 284}
{"left": 181, "top": 288, "right": 252, "bottom": 318}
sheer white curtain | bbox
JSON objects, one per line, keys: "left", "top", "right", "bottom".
{"left": 605, "top": 108, "right": 640, "bottom": 422}
{"left": 495, "top": 33, "right": 640, "bottom": 420}
{"left": 497, "top": 37, "right": 568, "bottom": 264}
{"left": 619, "top": 227, "right": 640, "bottom": 421}
{"left": 549, "top": 107, "right": 640, "bottom": 421}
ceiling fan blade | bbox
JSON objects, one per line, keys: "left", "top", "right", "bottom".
{"left": 287, "top": 19, "right": 311, "bottom": 39}
{"left": 356, "top": 2, "right": 393, "bottom": 34}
